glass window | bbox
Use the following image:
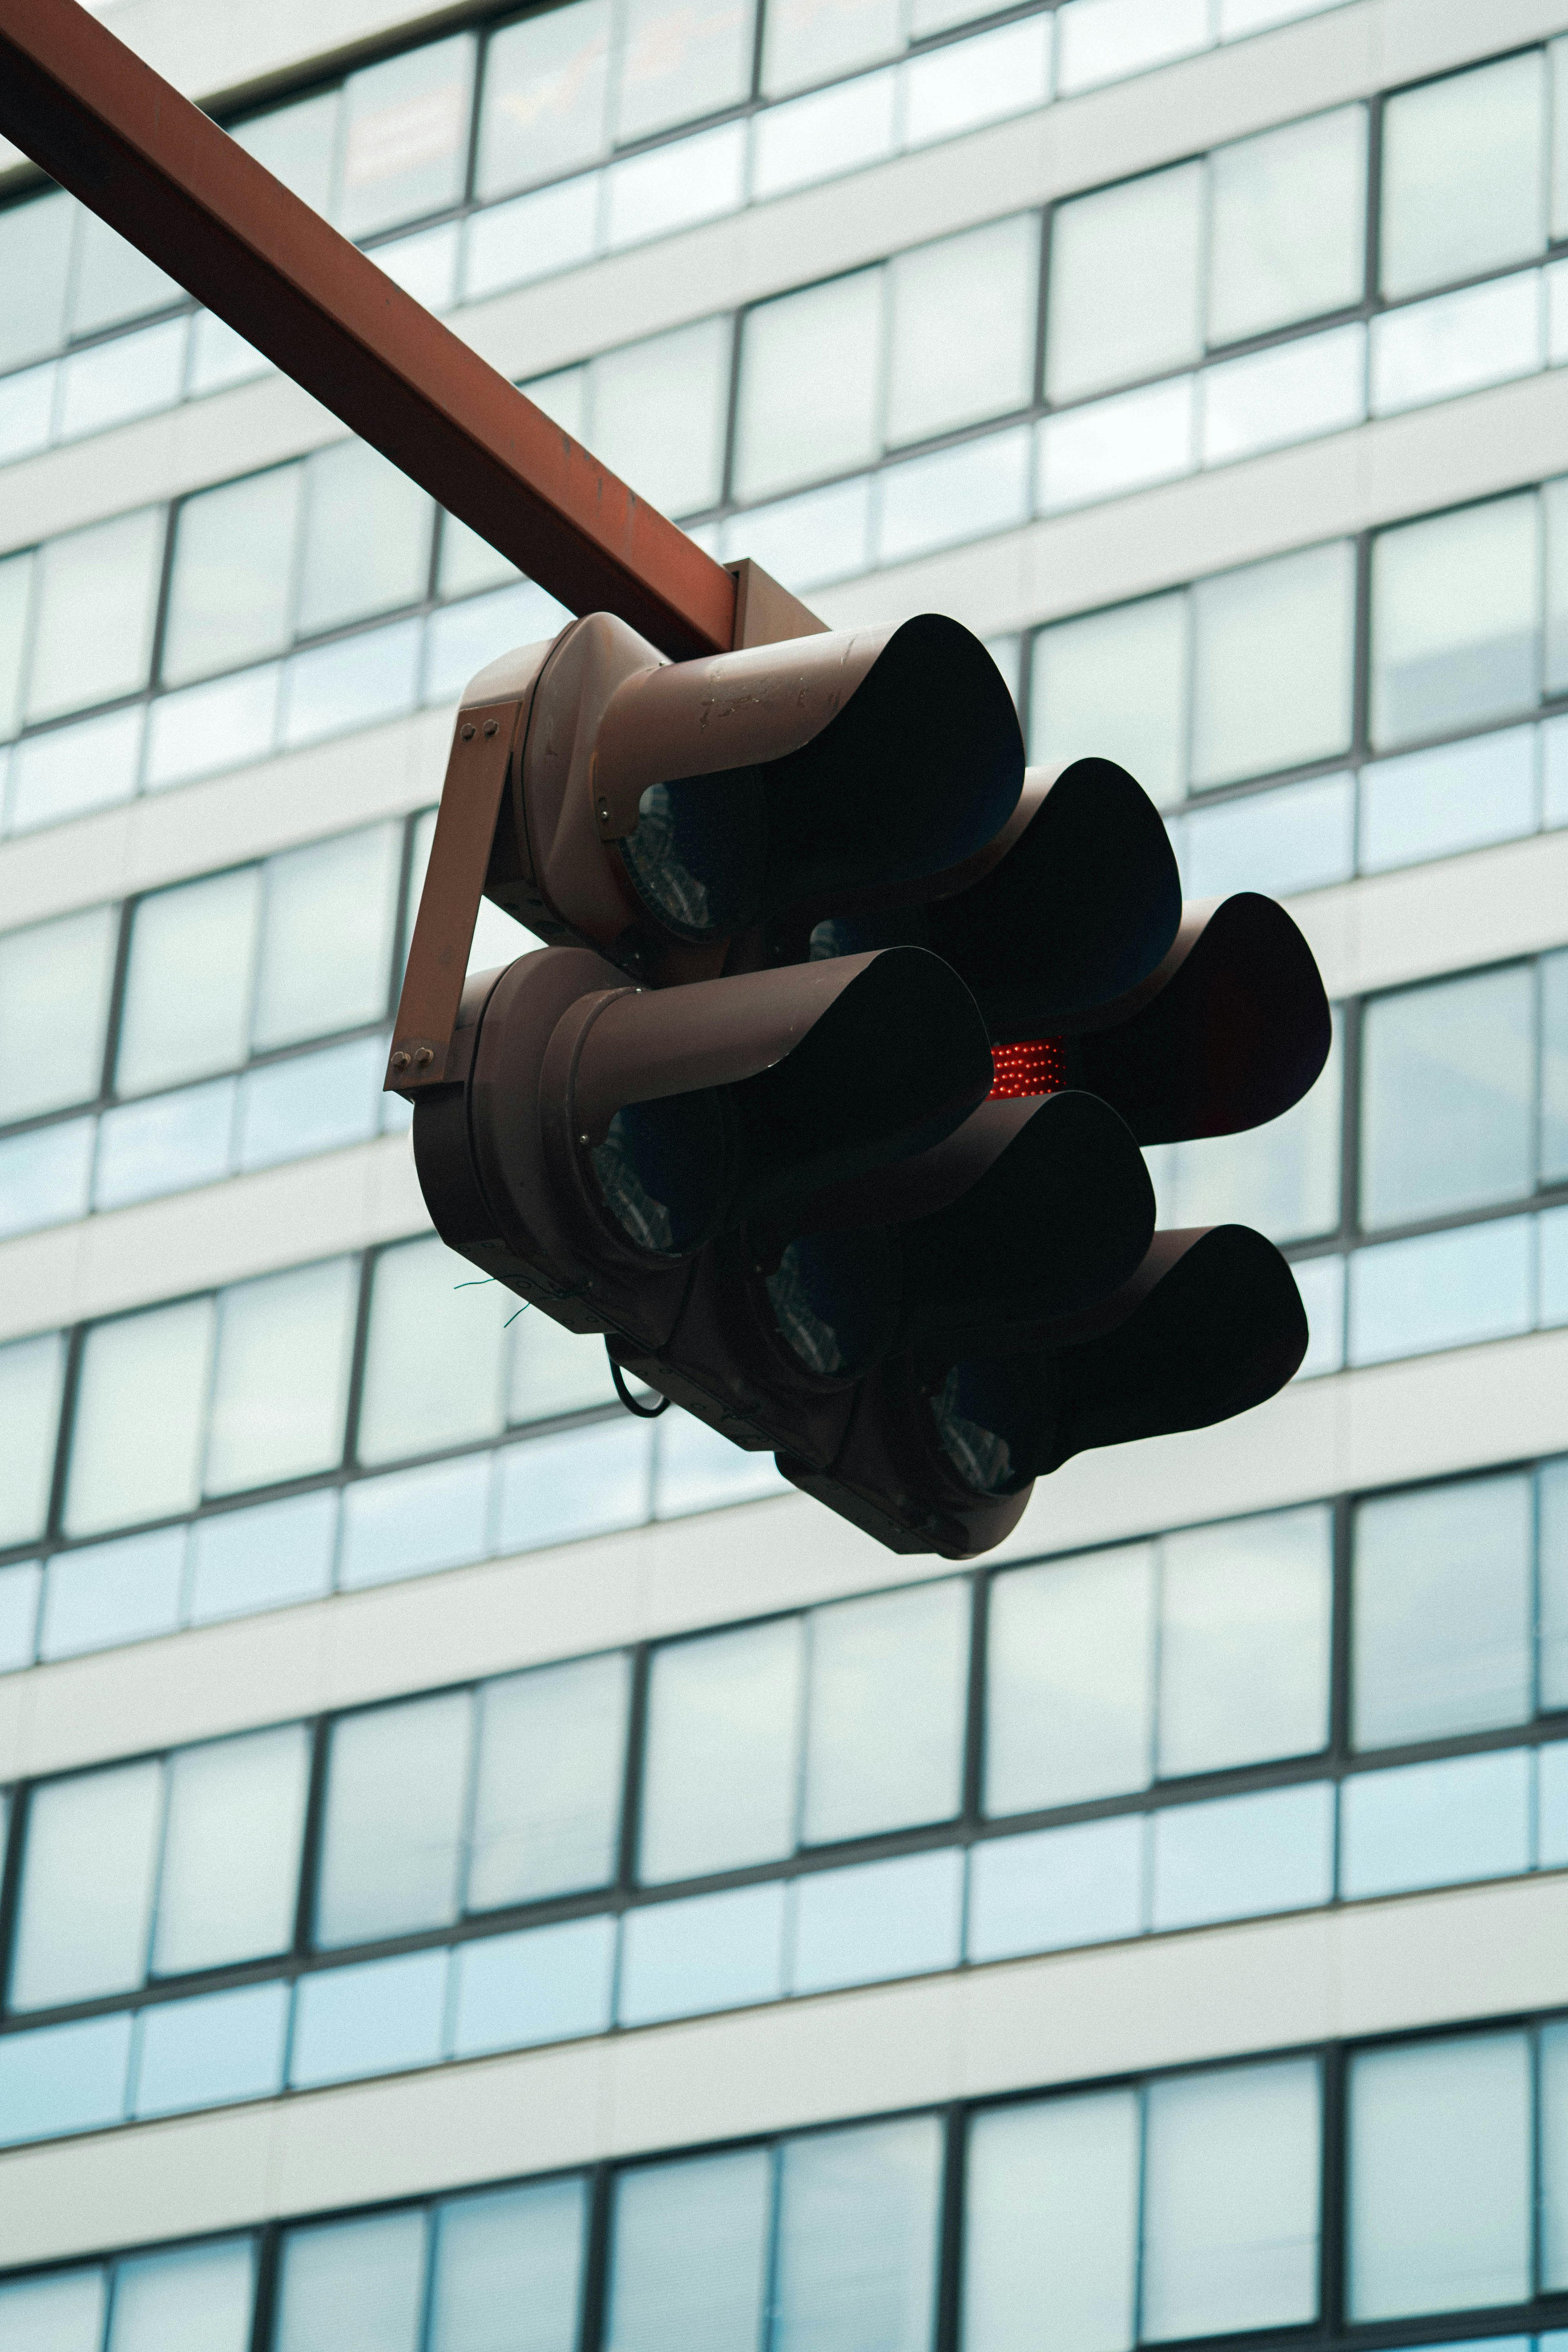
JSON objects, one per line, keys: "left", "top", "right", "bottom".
{"left": 428, "top": 2180, "right": 588, "bottom": 2352}
{"left": 1190, "top": 541, "right": 1354, "bottom": 787}
{"left": 0, "top": 2267, "right": 107, "bottom": 2349}
{"left": 1352, "top": 1474, "right": 1533, "bottom": 1747}
{"left": 884, "top": 216, "right": 1038, "bottom": 448}
{"left": 477, "top": 3, "right": 611, "bottom": 198}
{"left": 1546, "top": 478, "right": 1568, "bottom": 700}
{"left": 760, "top": 0, "right": 898, "bottom": 92}
{"left": 1207, "top": 107, "right": 1366, "bottom": 346}
{"left": 1371, "top": 495, "right": 1541, "bottom": 748}
{"left": 616, "top": 0, "right": 756, "bottom": 143}
{"left": 1381, "top": 53, "right": 1547, "bottom": 301}
{"left": 1149, "top": 1010, "right": 1343, "bottom": 1245}
{"left": 1156, "top": 1507, "right": 1331, "bottom": 1777}
{"left": 69, "top": 209, "right": 180, "bottom": 337}
{"left": 588, "top": 318, "right": 731, "bottom": 519}
{"left": 1359, "top": 964, "right": 1535, "bottom": 1228}
{"left": 316, "top": 1692, "right": 472, "bottom": 1946}
{"left": 205, "top": 1258, "right": 357, "bottom": 1493}
{"left": 276, "top": 2212, "right": 428, "bottom": 2352}
{"left": 1047, "top": 164, "right": 1204, "bottom": 405}
{"left": 963, "top": 2091, "right": 1138, "bottom": 2352}
{"left": 252, "top": 824, "right": 401, "bottom": 1049}
{"left": 10, "top": 1759, "right": 163, "bottom": 2009}
{"left": 116, "top": 867, "right": 262, "bottom": 1097}
{"left": 0, "top": 904, "right": 117, "bottom": 1122}
{"left": 733, "top": 270, "right": 884, "bottom": 503}
{"left": 0, "top": 1331, "right": 65, "bottom": 1548}
{"left": 802, "top": 1582, "right": 967, "bottom": 1844}
{"left": 1541, "top": 1459, "right": 1568, "bottom": 1710}
{"left": 987, "top": 1547, "right": 1155, "bottom": 1812}
{"left": 64, "top": 1297, "right": 214, "bottom": 1538}
{"left": 468, "top": 1653, "right": 630, "bottom": 1907}
{"left": 0, "top": 191, "right": 73, "bottom": 371}
{"left": 773, "top": 2118, "right": 941, "bottom": 2351}
{"left": 1142, "top": 2062, "right": 1320, "bottom": 2337}
{"left": 508, "top": 1308, "right": 619, "bottom": 1421}
{"left": 296, "top": 441, "right": 434, "bottom": 637}
{"left": 639, "top": 1617, "right": 803, "bottom": 1880}
{"left": 1348, "top": 2033, "right": 1531, "bottom": 2317}
{"left": 231, "top": 92, "right": 341, "bottom": 216}
{"left": 162, "top": 469, "right": 301, "bottom": 686}
{"left": 153, "top": 1726, "right": 311, "bottom": 1974}
{"left": 1030, "top": 594, "right": 1188, "bottom": 808}
{"left": 605, "top": 2150, "right": 771, "bottom": 2351}
{"left": 1540, "top": 2018, "right": 1568, "bottom": 2290}
{"left": 0, "top": 546, "right": 33, "bottom": 738}
{"left": 337, "top": 37, "right": 476, "bottom": 243}
{"left": 24, "top": 509, "right": 165, "bottom": 725}
{"left": 358, "top": 1235, "right": 510, "bottom": 1464}
{"left": 107, "top": 2240, "right": 255, "bottom": 2352}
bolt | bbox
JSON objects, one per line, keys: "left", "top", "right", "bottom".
{"left": 460, "top": 722, "right": 476, "bottom": 740}
{"left": 391, "top": 1049, "right": 411, "bottom": 1070}
{"left": 596, "top": 798, "right": 610, "bottom": 823}
{"left": 483, "top": 718, "right": 499, "bottom": 737}
{"left": 413, "top": 1046, "right": 434, "bottom": 1067}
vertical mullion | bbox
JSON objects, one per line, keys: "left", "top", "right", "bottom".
{"left": 292, "top": 1716, "right": 333, "bottom": 1960}
{"left": 249, "top": 2222, "right": 282, "bottom": 2352}
{"left": 933, "top": 2102, "right": 968, "bottom": 2352}
{"left": 1340, "top": 992, "right": 1364, "bottom": 1251}
{"left": 1319, "top": 2042, "right": 1348, "bottom": 2335}
{"left": 961, "top": 1571, "right": 988, "bottom": 1830}
{"left": 760, "top": 2138, "right": 784, "bottom": 2352}
{"left": 1130, "top": 2081, "right": 1150, "bottom": 2347}
{"left": 1329, "top": 1492, "right": 1354, "bottom": 1772}
{"left": 0, "top": 1778, "right": 31, "bottom": 2019}
{"left": 44, "top": 1322, "right": 88, "bottom": 1546}
{"left": 145, "top": 495, "right": 182, "bottom": 704}
{"left": 616, "top": 1643, "right": 652, "bottom": 1896}
{"left": 719, "top": 307, "right": 746, "bottom": 517}
{"left": 98, "top": 897, "right": 136, "bottom": 1112}
{"left": 340, "top": 1247, "right": 379, "bottom": 1480}
{"left": 577, "top": 2163, "right": 615, "bottom": 2352}
{"left": 1033, "top": 201, "right": 1053, "bottom": 412}
{"left": 1363, "top": 91, "right": 1385, "bottom": 321}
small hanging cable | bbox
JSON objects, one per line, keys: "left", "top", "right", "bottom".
{"left": 607, "top": 1344, "right": 670, "bottom": 1417}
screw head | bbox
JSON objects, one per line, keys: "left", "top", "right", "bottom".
{"left": 595, "top": 798, "right": 610, "bottom": 823}
{"left": 483, "top": 718, "right": 499, "bottom": 737}
{"left": 413, "top": 1046, "right": 434, "bottom": 1068}
{"left": 460, "top": 722, "right": 476, "bottom": 740}
{"left": 391, "top": 1049, "right": 411, "bottom": 1070}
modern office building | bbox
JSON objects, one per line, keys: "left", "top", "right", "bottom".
{"left": 2, "top": 0, "right": 1567, "bottom": 2341}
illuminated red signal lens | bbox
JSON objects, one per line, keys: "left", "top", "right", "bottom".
{"left": 988, "top": 1037, "right": 1066, "bottom": 1100}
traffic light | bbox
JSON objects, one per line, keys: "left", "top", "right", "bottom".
{"left": 392, "top": 611, "right": 1331, "bottom": 1561}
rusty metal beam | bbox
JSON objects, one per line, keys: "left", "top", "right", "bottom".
{"left": 0, "top": 0, "right": 737, "bottom": 660}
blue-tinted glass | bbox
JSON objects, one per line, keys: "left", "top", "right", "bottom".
{"left": 1352, "top": 1474, "right": 1532, "bottom": 1747}
{"left": 1542, "top": 1205, "right": 1568, "bottom": 1326}
{"left": 450, "top": 1916, "right": 616, "bottom": 2057}
{"left": 430, "top": 2181, "right": 588, "bottom": 2352}
{"left": 0, "top": 2267, "right": 106, "bottom": 2350}
{"left": 619, "top": 1884, "right": 787, "bottom": 2025}
{"left": 1359, "top": 966, "right": 1534, "bottom": 1229}
{"left": 1538, "top": 1741, "right": 1568, "bottom": 1869}
{"left": 877, "top": 429, "right": 1032, "bottom": 567}
{"left": 108, "top": 2240, "right": 255, "bottom": 2352}
{"left": 605, "top": 2150, "right": 770, "bottom": 2352}
{"left": 1143, "top": 2062, "right": 1321, "bottom": 2337}
{"left": 38, "top": 1527, "right": 185, "bottom": 1661}
{"left": 0, "top": 1558, "right": 42, "bottom": 1670}
{"left": 492, "top": 1421, "right": 652, "bottom": 1552}
{"left": 338, "top": 1454, "right": 491, "bottom": 1589}
{"left": 276, "top": 2213, "right": 426, "bottom": 2352}
{"left": 1294, "top": 1253, "right": 1345, "bottom": 1376}
{"left": 966, "top": 1817, "right": 1144, "bottom": 1962}
{"left": 185, "top": 1489, "right": 338, "bottom": 1624}
{"left": 1358, "top": 726, "right": 1538, "bottom": 874}
{"left": 424, "top": 582, "right": 572, "bottom": 704}
{"left": 1178, "top": 773, "right": 1355, "bottom": 899}
{"left": 653, "top": 1409, "right": 789, "bottom": 1516}
{"left": 281, "top": 621, "right": 422, "bottom": 749}
{"left": 790, "top": 1849, "right": 963, "bottom": 1994}
{"left": 1339, "top": 1751, "right": 1532, "bottom": 1898}
{"left": 93, "top": 1079, "right": 236, "bottom": 1209}
{"left": 773, "top": 2119, "right": 942, "bottom": 2352}
{"left": 0, "top": 1115, "right": 94, "bottom": 1237}
{"left": 0, "top": 2011, "right": 132, "bottom": 2145}
{"left": 1150, "top": 1783, "right": 1335, "bottom": 1929}
{"left": 1348, "top": 1218, "right": 1533, "bottom": 1366}
{"left": 235, "top": 1034, "right": 383, "bottom": 1170}
{"left": 962, "top": 2091, "right": 1139, "bottom": 2352}
{"left": 131, "top": 1981, "right": 290, "bottom": 2118}
{"left": 289, "top": 1950, "right": 448, "bottom": 2087}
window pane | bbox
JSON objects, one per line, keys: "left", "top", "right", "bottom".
{"left": 296, "top": 441, "right": 434, "bottom": 637}
{"left": 605, "top": 2151, "right": 770, "bottom": 2352}
{"left": 761, "top": 0, "right": 898, "bottom": 92}
{"left": 65, "top": 1298, "right": 214, "bottom": 1538}
{"left": 430, "top": 2180, "right": 588, "bottom": 2352}
{"left": 1030, "top": 595, "right": 1188, "bottom": 808}
{"left": 1142, "top": 2062, "right": 1321, "bottom": 2338}
{"left": 0, "top": 192, "right": 73, "bottom": 371}
{"left": 1359, "top": 965, "right": 1534, "bottom": 1227}
{"left": 733, "top": 270, "right": 883, "bottom": 502}
{"left": 478, "top": 4, "right": 610, "bottom": 198}
{"left": 1540, "top": 1458, "right": 1568, "bottom": 1710}
{"left": 1156, "top": 1507, "right": 1331, "bottom": 1777}
{"left": 885, "top": 216, "right": 1038, "bottom": 447}
{"left": 1371, "top": 495, "right": 1541, "bottom": 748}
{"left": 588, "top": 318, "right": 731, "bottom": 519}
{"left": 116, "top": 867, "right": 262, "bottom": 1097}
{"left": 1191, "top": 541, "right": 1354, "bottom": 786}
{"left": 69, "top": 208, "right": 180, "bottom": 336}
{"left": 1352, "top": 1474, "right": 1532, "bottom": 1747}
{"left": 0, "top": 547, "right": 33, "bottom": 738}
{"left": 802, "top": 1581, "right": 967, "bottom": 1843}
{"left": 1208, "top": 107, "right": 1367, "bottom": 344}
{"left": 205, "top": 1258, "right": 357, "bottom": 1493}
{"left": 0, "top": 904, "right": 117, "bottom": 1121}
{"left": 1151, "top": 1010, "right": 1343, "bottom": 1244}
{"left": 0, "top": 2269, "right": 105, "bottom": 2350}
{"left": 639, "top": 1617, "right": 803, "bottom": 1880}
{"left": 358, "top": 1234, "right": 510, "bottom": 1463}
{"left": 963, "top": 2093, "right": 1138, "bottom": 2352}
{"left": 468, "top": 1653, "right": 630, "bottom": 1907}
{"left": 25, "top": 509, "right": 165, "bottom": 724}
{"left": 1381, "top": 54, "right": 1546, "bottom": 301}
{"left": 773, "top": 2119, "right": 941, "bottom": 2352}
{"left": 154, "top": 1726, "right": 311, "bottom": 1973}
{"left": 316, "top": 1691, "right": 472, "bottom": 1945}
{"left": 1047, "top": 164, "right": 1203, "bottom": 404}
{"left": 232, "top": 93, "right": 340, "bottom": 216}
{"left": 508, "top": 1309, "right": 619, "bottom": 1421}
{"left": 616, "top": 0, "right": 755, "bottom": 142}
{"left": 986, "top": 1548, "right": 1155, "bottom": 1812}
{"left": 0, "top": 1331, "right": 65, "bottom": 1548}
{"left": 337, "top": 37, "right": 476, "bottom": 241}
{"left": 1348, "top": 2033, "right": 1531, "bottom": 2316}
{"left": 1544, "top": 952, "right": 1568, "bottom": 1182}
{"left": 108, "top": 2241, "right": 254, "bottom": 2352}
{"left": 11, "top": 1760, "right": 163, "bottom": 2009}
{"left": 276, "top": 2213, "right": 427, "bottom": 2352}
{"left": 162, "top": 469, "right": 301, "bottom": 684}
{"left": 1539, "top": 2020, "right": 1568, "bottom": 2290}
{"left": 252, "top": 824, "right": 401, "bottom": 1048}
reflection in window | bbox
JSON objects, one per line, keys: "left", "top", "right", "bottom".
{"left": 336, "top": 37, "right": 477, "bottom": 244}
{"left": 0, "top": 905, "right": 117, "bottom": 1121}
{"left": 477, "top": 3, "right": 612, "bottom": 199}
{"left": 802, "top": 1582, "right": 967, "bottom": 1843}
{"left": 315, "top": 1693, "right": 472, "bottom": 1946}
{"left": 468, "top": 1654, "right": 630, "bottom": 1908}
{"left": 761, "top": 0, "right": 901, "bottom": 98}
{"left": 1142, "top": 2063, "right": 1321, "bottom": 2337}
{"left": 772, "top": 2119, "right": 942, "bottom": 2350}
{"left": 1206, "top": 106, "right": 1366, "bottom": 346}
{"left": 64, "top": 1298, "right": 214, "bottom": 1538}
{"left": 1352, "top": 1474, "right": 1534, "bottom": 1748}
{"left": 275, "top": 2209, "right": 428, "bottom": 2352}
{"left": 356, "top": 1234, "right": 511, "bottom": 1463}
{"left": 639, "top": 1616, "right": 804, "bottom": 1880}
{"left": 203, "top": 1258, "right": 359, "bottom": 1494}
{"left": 153, "top": 1728, "right": 311, "bottom": 1975}
{"left": 1189, "top": 540, "right": 1354, "bottom": 787}
{"left": 1381, "top": 53, "right": 1547, "bottom": 301}
{"left": 115, "top": 868, "right": 262, "bottom": 1098}
{"left": 733, "top": 269, "right": 883, "bottom": 502}
{"left": 884, "top": 216, "right": 1038, "bottom": 448}
{"left": 162, "top": 469, "right": 301, "bottom": 684}
{"left": 1030, "top": 593, "right": 1187, "bottom": 807}
{"left": 1047, "top": 163, "right": 1204, "bottom": 404}
{"left": 0, "top": 1330, "right": 66, "bottom": 1548}
{"left": 606, "top": 2149, "right": 772, "bottom": 2350}
{"left": 427, "top": 2180, "right": 589, "bottom": 2352}
{"left": 296, "top": 442, "right": 435, "bottom": 637}
{"left": 582, "top": 317, "right": 732, "bottom": 519}
{"left": 1371, "top": 495, "right": 1541, "bottom": 748}
{"left": 107, "top": 2239, "right": 255, "bottom": 2352}
{"left": 964, "top": 2091, "right": 1138, "bottom": 2352}
{"left": 23, "top": 510, "right": 165, "bottom": 727}
{"left": 615, "top": 0, "right": 756, "bottom": 143}
{"left": 1359, "top": 963, "right": 1535, "bottom": 1227}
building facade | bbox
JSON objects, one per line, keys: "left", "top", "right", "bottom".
{"left": 2, "top": 0, "right": 1568, "bottom": 2341}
